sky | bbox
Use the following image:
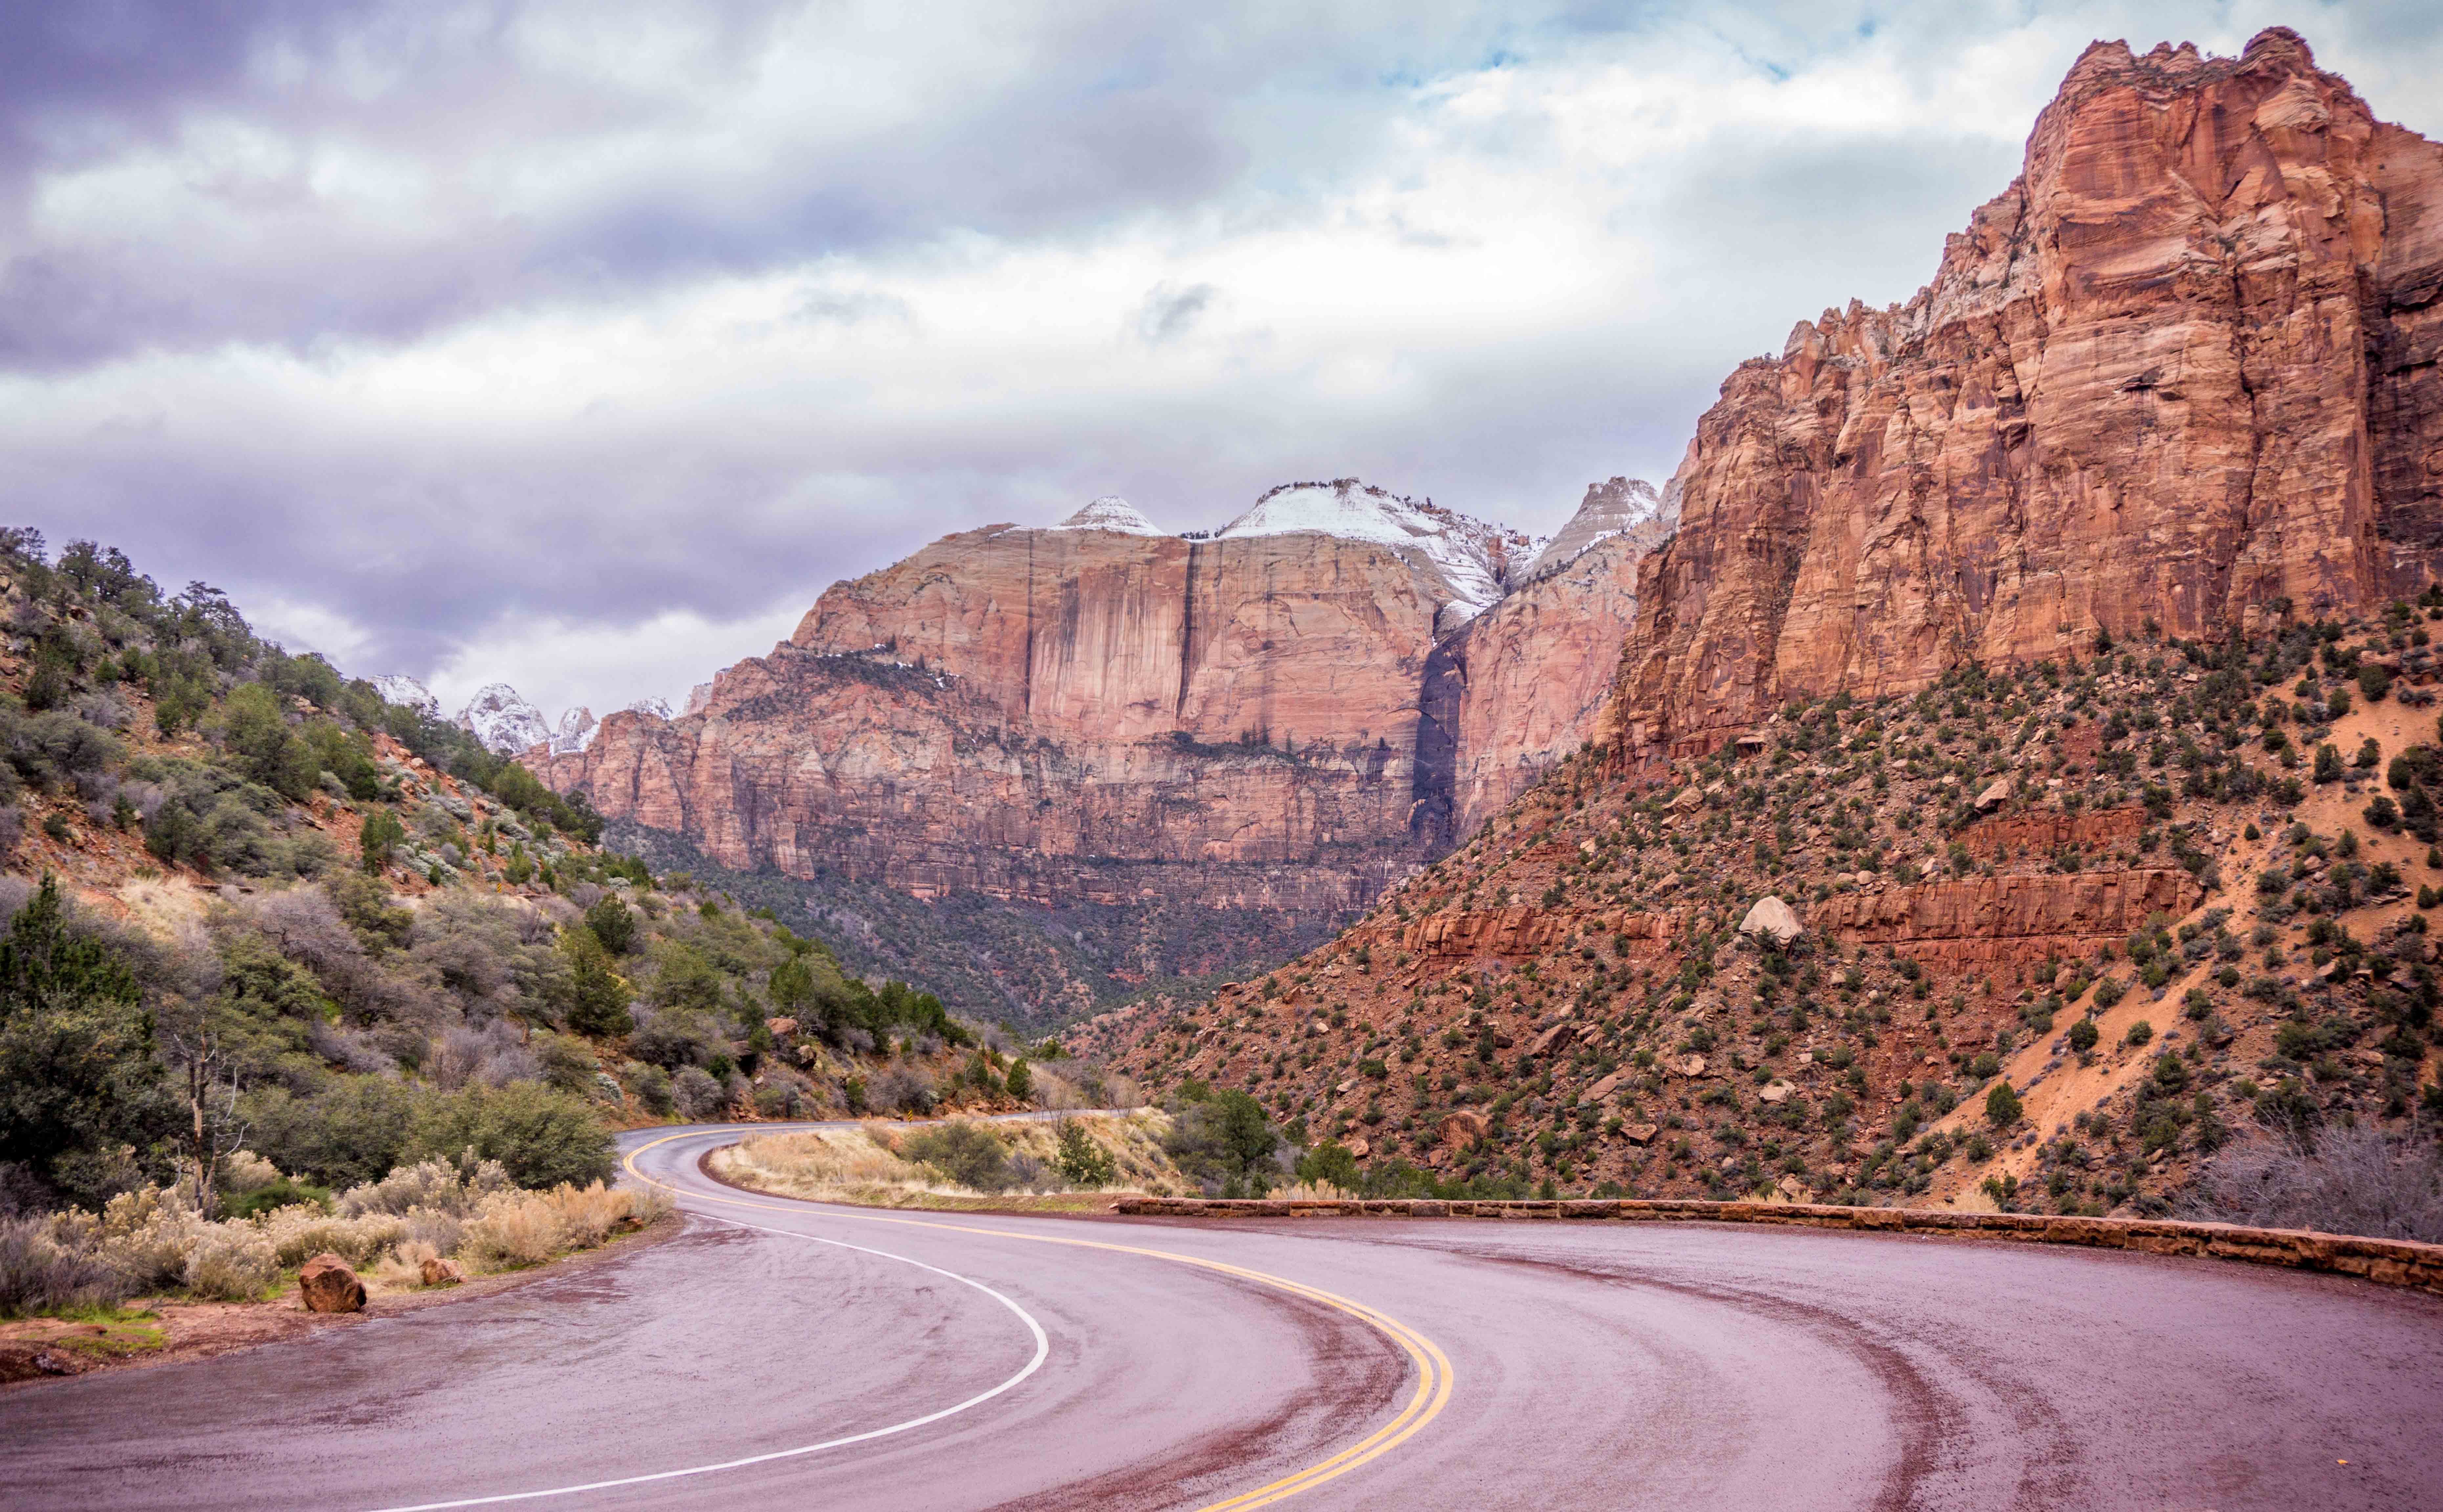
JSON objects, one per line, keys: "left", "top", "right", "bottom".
{"left": 6, "top": 1, "right": 2441, "bottom": 722}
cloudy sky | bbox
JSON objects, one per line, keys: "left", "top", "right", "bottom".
{"left": 6, "top": 1, "right": 2440, "bottom": 720}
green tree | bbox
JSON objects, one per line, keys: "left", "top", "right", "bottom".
{"left": 410, "top": 1082, "right": 615, "bottom": 1189}
{"left": 221, "top": 683, "right": 317, "bottom": 800}
{"left": 582, "top": 896, "right": 637, "bottom": 955}
{"left": 1295, "top": 1139, "right": 1361, "bottom": 1190}
{"left": 1004, "top": 1056, "right": 1033, "bottom": 1102}
{"left": 1984, "top": 1081, "right": 2023, "bottom": 1128}
{"left": 561, "top": 927, "right": 634, "bottom": 1038}
{"left": 1054, "top": 1119, "right": 1116, "bottom": 1188}
{"left": 358, "top": 808, "right": 405, "bottom": 873}
{"left": 0, "top": 876, "right": 178, "bottom": 1203}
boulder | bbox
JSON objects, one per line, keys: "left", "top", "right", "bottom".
{"left": 298, "top": 1254, "right": 366, "bottom": 1313}
{"left": 1975, "top": 778, "right": 2014, "bottom": 813}
{"left": 1758, "top": 1079, "right": 1796, "bottom": 1104}
{"left": 1737, "top": 895, "right": 1802, "bottom": 943}
{"left": 420, "top": 1257, "right": 466, "bottom": 1287}
{"left": 1620, "top": 1122, "right": 1659, "bottom": 1145}
{"left": 1674, "top": 1054, "right": 1707, "bottom": 1078}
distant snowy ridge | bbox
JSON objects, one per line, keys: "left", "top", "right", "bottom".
{"left": 372, "top": 675, "right": 440, "bottom": 719}
{"left": 1048, "top": 496, "right": 1164, "bottom": 535}
{"left": 1521, "top": 477, "right": 1671, "bottom": 582}
{"left": 1219, "top": 479, "right": 1525, "bottom": 634}
{"left": 625, "top": 696, "right": 674, "bottom": 721}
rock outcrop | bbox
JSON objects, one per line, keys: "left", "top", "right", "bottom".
{"left": 1611, "top": 28, "right": 2443, "bottom": 763}
{"left": 534, "top": 482, "right": 1669, "bottom": 929}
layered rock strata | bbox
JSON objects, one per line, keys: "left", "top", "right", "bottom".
{"left": 536, "top": 482, "right": 1669, "bottom": 918}
{"left": 1612, "top": 28, "right": 2443, "bottom": 762}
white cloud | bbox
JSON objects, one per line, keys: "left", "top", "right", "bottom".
{"left": 5, "top": 2, "right": 2440, "bottom": 718}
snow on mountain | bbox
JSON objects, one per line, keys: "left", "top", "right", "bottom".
{"left": 683, "top": 682, "right": 712, "bottom": 717}
{"left": 549, "top": 706, "right": 598, "bottom": 755}
{"left": 456, "top": 683, "right": 553, "bottom": 755}
{"left": 372, "top": 675, "right": 440, "bottom": 719}
{"left": 1521, "top": 477, "right": 1671, "bottom": 581}
{"left": 1048, "top": 496, "right": 1164, "bottom": 535}
{"left": 625, "top": 696, "right": 674, "bottom": 721}
{"left": 1219, "top": 479, "right": 1521, "bottom": 634}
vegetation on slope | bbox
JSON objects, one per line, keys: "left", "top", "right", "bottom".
{"left": 0, "top": 529, "right": 1142, "bottom": 1318}
{"left": 1082, "top": 608, "right": 2443, "bottom": 1230}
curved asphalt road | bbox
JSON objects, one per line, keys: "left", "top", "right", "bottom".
{"left": 8, "top": 1120, "right": 2443, "bottom": 1510}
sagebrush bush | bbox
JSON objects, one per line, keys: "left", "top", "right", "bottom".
{"left": 182, "top": 1224, "right": 279, "bottom": 1301}
{"left": 338, "top": 1156, "right": 512, "bottom": 1219}
{"left": 0, "top": 1215, "right": 132, "bottom": 1317}
{"left": 260, "top": 1206, "right": 406, "bottom": 1268}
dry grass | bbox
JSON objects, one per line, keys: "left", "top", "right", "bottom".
{"left": 712, "top": 1113, "right": 1187, "bottom": 1211}
{"left": 456, "top": 1183, "right": 671, "bottom": 1270}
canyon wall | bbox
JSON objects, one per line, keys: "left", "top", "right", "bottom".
{"left": 535, "top": 482, "right": 1670, "bottom": 928}
{"left": 1611, "top": 28, "right": 2443, "bottom": 762}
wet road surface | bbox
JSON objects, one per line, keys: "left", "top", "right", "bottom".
{"left": 9, "top": 1121, "right": 2443, "bottom": 1510}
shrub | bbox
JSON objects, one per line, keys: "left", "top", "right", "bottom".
{"left": 181, "top": 1224, "right": 279, "bottom": 1301}
{"left": 671, "top": 1067, "right": 726, "bottom": 1121}
{"left": 339, "top": 1156, "right": 512, "bottom": 1218}
{"left": 1004, "top": 1057, "right": 1033, "bottom": 1101}
{"left": 2187, "top": 1123, "right": 2443, "bottom": 1242}
{"left": 0, "top": 1214, "right": 132, "bottom": 1317}
{"left": 901, "top": 1121, "right": 1012, "bottom": 1192}
{"left": 2067, "top": 1018, "right": 2099, "bottom": 1053}
{"left": 409, "top": 1083, "right": 615, "bottom": 1190}
{"left": 1984, "top": 1082, "right": 2022, "bottom": 1128}
{"left": 2125, "top": 1020, "right": 2154, "bottom": 1047}
{"left": 2092, "top": 977, "right": 2127, "bottom": 1009}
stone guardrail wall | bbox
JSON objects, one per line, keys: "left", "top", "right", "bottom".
{"left": 1110, "top": 1196, "right": 2443, "bottom": 1296}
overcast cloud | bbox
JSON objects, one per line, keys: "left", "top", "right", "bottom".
{"left": 6, "top": 0, "right": 2440, "bottom": 719}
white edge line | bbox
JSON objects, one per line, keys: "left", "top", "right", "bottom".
{"left": 361, "top": 1215, "right": 1052, "bottom": 1511}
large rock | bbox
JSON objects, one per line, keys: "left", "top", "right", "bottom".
{"left": 298, "top": 1254, "right": 365, "bottom": 1313}
{"left": 1738, "top": 895, "right": 1803, "bottom": 942}
{"left": 1608, "top": 29, "right": 2443, "bottom": 763}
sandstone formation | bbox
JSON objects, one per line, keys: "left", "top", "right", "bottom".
{"left": 1612, "top": 29, "right": 2443, "bottom": 763}
{"left": 534, "top": 480, "right": 1670, "bottom": 935}
{"left": 297, "top": 1254, "right": 365, "bottom": 1313}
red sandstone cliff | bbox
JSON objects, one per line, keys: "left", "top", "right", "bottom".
{"left": 1610, "top": 28, "right": 2443, "bottom": 762}
{"left": 535, "top": 482, "right": 1668, "bottom": 916}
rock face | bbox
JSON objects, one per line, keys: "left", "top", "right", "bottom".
{"left": 1611, "top": 29, "right": 2443, "bottom": 762}
{"left": 535, "top": 481, "right": 1668, "bottom": 930}
{"left": 297, "top": 1254, "right": 365, "bottom": 1313}
{"left": 1438, "top": 481, "right": 1677, "bottom": 831}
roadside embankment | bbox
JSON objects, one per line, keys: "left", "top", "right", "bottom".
{"left": 1113, "top": 1196, "right": 2443, "bottom": 1295}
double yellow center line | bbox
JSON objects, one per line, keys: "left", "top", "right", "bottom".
{"left": 623, "top": 1131, "right": 1454, "bottom": 1509}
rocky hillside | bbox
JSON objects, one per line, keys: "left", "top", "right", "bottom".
{"left": 1076, "top": 30, "right": 2443, "bottom": 1217}
{"left": 530, "top": 477, "right": 1671, "bottom": 1021}
{"left": 0, "top": 529, "right": 1105, "bottom": 1222}
{"left": 1080, "top": 612, "right": 2443, "bottom": 1211}
{"left": 1611, "top": 29, "right": 2443, "bottom": 766}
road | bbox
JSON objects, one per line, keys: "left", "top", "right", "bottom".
{"left": 8, "top": 1120, "right": 2443, "bottom": 1510}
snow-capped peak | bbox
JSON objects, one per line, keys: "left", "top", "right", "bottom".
{"left": 372, "top": 675, "right": 440, "bottom": 719}
{"left": 549, "top": 706, "right": 598, "bottom": 755}
{"left": 1521, "top": 477, "right": 1671, "bottom": 581}
{"left": 457, "top": 683, "right": 552, "bottom": 756}
{"left": 1219, "top": 479, "right": 1513, "bottom": 634}
{"left": 625, "top": 696, "right": 674, "bottom": 721}
{"left": 1048, "top": 496, "right": 1163, "bottom": 535}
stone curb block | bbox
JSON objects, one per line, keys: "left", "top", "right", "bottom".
{"left": 1108, "top": 1197, "right": 2443, "bottom": 1296}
